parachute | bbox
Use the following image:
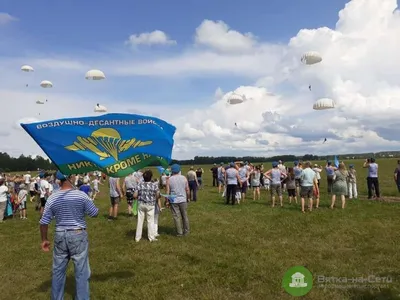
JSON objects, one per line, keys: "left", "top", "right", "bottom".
{"left": 21, "top": 65, "right": 34, "bottom": 87}
{"left": 227, "top": 93, "right": 246, "bottom": 105}
{"left": 40, "top": 80, "right": 53, "bottom": 88}
{"left": 94, "top": 103, "right": 107, "bottom": 113}
{"left": 85, "top": 69, "right": 106, "bottom": 80}
{"left": 21, "top": 65, "right": 34, "bottom": 72}
{"left": 313, "top": 98, "right": 335, "bottom": 110}
{"left": 301, "top": 51, "right": 322, "bottom": 65}
{"left": 36, "top": 100, "right": 45, "bottom": 104}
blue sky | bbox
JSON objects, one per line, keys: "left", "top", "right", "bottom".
{"left": 3, "top": 0, "right": 400, "bottom": 159}
{"left": 0, "top": 0, "right": 350, "bottom": 107}
{"left": 3, "top": 0, "right": 349, "bottom": 50}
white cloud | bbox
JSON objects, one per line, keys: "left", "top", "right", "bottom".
{"left": 194, "top": 20, "right": 257, "bottom": 53}
{"left": 2, "top": 0, "right": 400, "bottom": 160}
{"left": 126, "top": 30, "right": 176, "bottom": 46}
{"left": 0, "top": 13, "right": 17, "bottom": 25}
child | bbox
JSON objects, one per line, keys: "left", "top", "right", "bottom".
{"left": 79, "top": 178, "right": 92, "bottom": 198}
{"left": 17, "top": 184, "right": 28, "bottom": 219}
{"left": 153, "top": 179, "right": 162, "bottom": 237}
{"left": 91, "top": 176, "right": 101, "bottom": 200}
{"left": 286, "top": 167, "right": 297, "bottom": 204}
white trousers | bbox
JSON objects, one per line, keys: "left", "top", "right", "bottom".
{"left": 154, "top": 204, "right": 160, "bottom": 236}
{"left": 135, "top": 202, "right": 156, "bottom": 241}
{"left": 348, "top": 182, "right": 358, "bottom": 199}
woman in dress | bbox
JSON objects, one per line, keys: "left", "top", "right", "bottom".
{"left": 250, "top": 165, "right": 261, "bottom": 201}
{"left": 330, "top": 162, "right": 349, "bottom": 209}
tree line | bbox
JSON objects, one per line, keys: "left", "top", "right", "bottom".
{"left": 0, "top": 152, "right": 55, "bottom": 172}
{"left": 0, "top": 150, "right": 397, "bottom": 172}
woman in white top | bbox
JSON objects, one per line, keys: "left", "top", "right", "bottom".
{"left": 0, "top": 177, "right": 9, "bottom": 222}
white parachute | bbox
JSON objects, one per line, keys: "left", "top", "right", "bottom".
{"left": 94, "top": 103, "right": 107, "bottom": 113}
{"left": 301, "top": 51, "right": 322, "bottom": 65}
{"left": 21, "top": 65, "right": 34, "bottom": 87}
{"left": 85, "top": 69, "right": 106, "bottom": 80}
{"left": 40, "top": 80, "right": 53, "bottom": 88}
{"left": 313, "top": 98, "right": 335, "bottom": 110}
{"left": 227, "top": 93, "right": 246, "bottom": 105}
{"left": 36, "top": 100, "right": 45, "bottom": 104}
{"left": 21, "top": 65, "right": 34, "bottom": 72}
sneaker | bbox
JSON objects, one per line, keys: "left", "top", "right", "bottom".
{"left": 150, "top": 238, "right": 158, "bottom": 242}
{"left": 176, "top": 234, "right": 183, "bottom": 237}
{"left": 155, "top": 233, "right": 160, "bottom": 237}
{"left": 135, "top": 239, "right": 140, "bottom": 242}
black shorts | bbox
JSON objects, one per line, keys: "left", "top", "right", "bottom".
{"left": 126, "top": 190, "right": 134, "bottom": 204}
{"left": 240, "top": 181, "right": 248, "bottom": 193}
{"left": 288, "top": 189, "right": 296, "bottom": 197}
{"left": 110, "top": 196, "right": 120, "bottom": 206}
{"left": 295, "top": 179, "right": 301, "bottom": 187}
{"left": 40, "top": 197, "right": 46, "bottom": 207}
{"left": 300, "top": 186, "right": 313, "bottom": 198}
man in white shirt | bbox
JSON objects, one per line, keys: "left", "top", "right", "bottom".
{"left": 23, "top": 172, "right": 31, "bottom": 187}
{"left": 39, "top": 173, "right": 50, "bottom": 216}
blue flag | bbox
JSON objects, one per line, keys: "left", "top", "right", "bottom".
{"left": 160, "top": 194, "right": 177, "bottom": 202}
{"left": 21, "top": 113, "right": 176, "bottom": 177}
{"left": 334, "top": 155, "right": 339, "bottom": 168}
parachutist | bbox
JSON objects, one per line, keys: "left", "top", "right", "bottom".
{"left": 309, "top": 85, "right": 311, "bottom": 91}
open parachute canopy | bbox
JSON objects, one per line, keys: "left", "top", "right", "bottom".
{"left": 85, "top": 69, "right": 106, "bottom": 80}
{"left": 94, "top": 103, "right": 107, "bottom": 112}
{"left": 301, "top": 51, "right": 322, "bottom": 65}
{"left": 21, "top": 65, "right": 34, "bottom": 72}
{"left": 227, "top": 92, "right": 246, "bottom": 105}
{"left": 40, "top": 80, "right": 53, "bottom": 88}
{"left": 313, "top": 98, "right": 335, "bottom": 110}
{"left": 36, "top": 100, "right": 45, "bottom": 104}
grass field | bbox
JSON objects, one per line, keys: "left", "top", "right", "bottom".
{"left": 1, "top": 159, "right": 400, "bottom": 299}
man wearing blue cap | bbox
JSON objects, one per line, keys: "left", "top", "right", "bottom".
{"left": 40, "top": 171, "right": 99, "bottom": 300}
{"left": 166, "top": 164, "right": 190, "bottom": 236}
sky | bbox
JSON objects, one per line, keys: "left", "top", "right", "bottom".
{"left": 1, "top": 0, "right": 400, "bottom": 160}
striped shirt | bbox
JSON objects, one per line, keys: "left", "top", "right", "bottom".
{"left": 39, "top": 189, "right": 99, "bottom": 229}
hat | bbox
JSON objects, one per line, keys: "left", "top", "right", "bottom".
{"left": 19, "top": 183, "right": 25, "bottom": 189}
{"left": 213, "top": 163, "right": 216, "bottom": 165}
{"left": 220, "top": 162, "right": 224, "bottom": 165}
{"left": 272, "top": 161, "right": 278, "bottom": 168}
{"left": 39, "top": 173, "right": 45, "bottom": 178}
{"left": 171, "top": 164, "right": 181, "bottom": 174}
{"left": 55, "top": 171, "right": 67, "bottom": 181}
{"left": 294, "top": 161, "right": 298, "bottom": 165}
{"left": 83, "top": 178, "right": 89, "bottom": 184}
{"left": 230, "top": 162, "right": 235, "bottom": 168}
{"left": 314, "top": 164, "right": 318, "bottom": 167}
{"left": 349, "top": 164, "right": 354, "bottom": 168}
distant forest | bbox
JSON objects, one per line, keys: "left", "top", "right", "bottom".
{"left": 0, "top": 151, "right": 398, "bottom": 172}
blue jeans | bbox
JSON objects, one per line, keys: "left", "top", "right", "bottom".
{"left": 52, "top": 230, "right": 91, "bottom": 300}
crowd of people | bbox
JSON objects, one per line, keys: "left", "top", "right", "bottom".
{"left": 207, "top": 158, "right": 386, "bottom": 212}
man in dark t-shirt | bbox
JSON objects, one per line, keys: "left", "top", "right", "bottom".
{"left": 210, "top": 164, "right": 218, "bottom": 186}
{"left": 394, "top": 160, "right": 400, "bottom": 192}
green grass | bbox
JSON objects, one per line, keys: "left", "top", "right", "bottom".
{"left": 1, "top": 159, "right": 400, "bottom": 299}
